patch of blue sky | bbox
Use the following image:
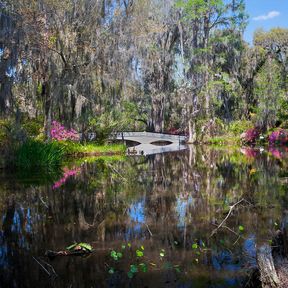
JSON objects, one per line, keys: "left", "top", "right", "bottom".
{"left": 25, "top": 208, "right": 32, "bottom": 234}
{"left": 176, "top": 195, "right": 193, "bottom": 228}
{"left": 125, "top": 199, "right": 146, "bottom": 240}
{"left": 129, "top": 199, "right": 145, "bottom": 224}
{"left": 244, "top": 0, "right": 288, "bottom": 44}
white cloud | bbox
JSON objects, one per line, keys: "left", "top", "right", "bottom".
{"left": 253, "top": 11, "right": 280, "bottom": 21}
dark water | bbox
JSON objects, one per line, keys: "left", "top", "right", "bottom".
{"left": 1, "top": 146, "right": 288, "bottom": 288}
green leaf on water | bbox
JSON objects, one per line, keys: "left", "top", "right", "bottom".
{"left": 174, "top": 264, "right": 181, "bottom": 273}
{"left": 174, "top": 267, "right": 181, "bottom": 273}
{"left": 122, "top": 245, "right": 126, "bottom": 250}
{"left": 160, "top": 248, "right": 165, "bottom": 257}
{"left": 66, "top": 242, "right": 92, "bottom": 251}
{"left": 108, "top": 267, "right": 115, "bottom": 274}
{"left": 116, "top": 252, "right": 123, "bottom": 259}
{"left": 239, "top": 225, "right": 244, "bottom": 232}
{"left": 139, "top": 263, "right": 147, "bottom": 272}
{"left": 66, "top": 243, "right": 78, "bottom": 250}
{"left": 78, "top": 243, "right": 92, "bottom": 251}
{"left": 127, "top": 271, "right": 134, "bottom": 279}
{"left": 136, "top": 250, "right": 144, "bottom": 257}
{"left": 141, "top": 245, "right": 145, "bottom": 251}
{"left": 192, "top": 243, "right": 198, "bottom": 249}
{"left": 127, "top": 242, "right": 131, "bottom": 248}
{"left": 130, "top": 264, "right": 138, "bottom": 273}
{"left": 110, "top": 250, "right": 119, "bottom": 260}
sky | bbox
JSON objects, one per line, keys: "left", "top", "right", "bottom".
{"left": 244, "top": 0, "right": 288, "bottom": 44}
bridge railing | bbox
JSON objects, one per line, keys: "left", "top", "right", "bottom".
{"left": 114, "top": 131, "right": 187, "bottom": 141}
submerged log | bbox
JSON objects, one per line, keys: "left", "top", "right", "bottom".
{"left": 257, "top": 244, "right": 280, "bottom": 288}
{"left": 45, "top": 249, "right": 92, "bottom": 258}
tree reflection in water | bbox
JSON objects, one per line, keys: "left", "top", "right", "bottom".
{"left": 0, "top": 146, "right": 288, "bottom": 287}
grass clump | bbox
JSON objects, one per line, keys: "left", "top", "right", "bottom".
{"left": 59, "top": 141, "right": 126, "bottom": 156}
{"left": 15, "top": 140, "right": 64, "bottom": 169}
{"left": 14, "top": 140, "right": 126, "bottom": 170}
{"left": 12, "top": 140, "right": 125, "bottom": 170}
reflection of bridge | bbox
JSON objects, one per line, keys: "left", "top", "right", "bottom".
{"left": 114, "top": 132, "right": 187, "bottom": 156}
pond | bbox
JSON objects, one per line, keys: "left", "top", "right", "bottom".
{"left": 0, "top": 145, "right": 288, "bottom": 288}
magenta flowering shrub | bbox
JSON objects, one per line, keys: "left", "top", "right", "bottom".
{"left": 52, "top": 167, "right": 81, "bottom": 189}
{"left": 50, "top": 121, "right": 79, "bottom": 141}
{"left": 268, "top": 129, "right": 288, "bottom": 145}
{"left": 241, "top": 128, "right": 260, "bottom": 144}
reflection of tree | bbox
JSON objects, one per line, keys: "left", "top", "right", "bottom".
{"left": 1, "top": 148, "right": 288, "bottom": 286}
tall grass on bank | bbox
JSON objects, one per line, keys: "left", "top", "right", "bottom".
{"left": 15, "top": 140, "right": 64, "bottom": 169}
{"left": 59, "top": 141, "right": 126, "bottom": 156}
{"left": 13, "top": 140, "right": 126, "bottom": 169}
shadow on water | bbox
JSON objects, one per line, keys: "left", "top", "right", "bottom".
{"left": 1, "top": 146, "right": 288, "bottom": 287}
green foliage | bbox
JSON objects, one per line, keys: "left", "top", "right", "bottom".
{"left": 139, "top": 263, "right": 147, "bottom": 273}
{"left": 110, "top": 250, "right": 123, "bottom": 261}
{"left": 159, "top": 249, "right": 165, "bottom": 257}
{"left": 228, "top": 120, "right": 253, "bottom": 136}
{"left": 15, "top": 140, "right": 64, "bottom": 169}
{"left": 21, "top": 117, "right": 43, "bottom": 137}
{"left": 58, "top": 141, "right": 126, "bottom": 156}
{"left": 88, "top": 101, "right": 145, "bottom": 144}
{"left": 192, "top": 243, "right": 198, "bottom": 249}
{"left": 175, "top": 0, "right": 224, "bottom": 21}
{"left": 254, "top": 58, "right": 284, "bottom": 130}
{"left": 136, "top": 249, "right": 144, "bottom": 257}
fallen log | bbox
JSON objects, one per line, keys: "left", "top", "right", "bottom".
{"left": 257, "top": 243, "right": 280, "bottom": 288}
{"left": 45, "top": 249, "right": 93, "bottom": 258}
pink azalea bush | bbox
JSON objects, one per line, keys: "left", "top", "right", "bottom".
{"left": 50, "top": 120, "right": 79, "bottom": 141}
{"left": 52, "top": 167, "right": 81, "bottom": 189}
{"left": 268, "top": 129, "right": 288, "bottom": 145}
{"left": 241, "top": 128, "right": 260, "bottom": 145}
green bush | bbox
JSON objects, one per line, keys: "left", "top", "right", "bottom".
{"left": 15, "top": 140, "right": 64, "bottom": 169}
{"left": 228, "top": 120, "right": 253, "bottom": 136}
{"left": 22, "top": 117, "right": 43, "bottom": 137}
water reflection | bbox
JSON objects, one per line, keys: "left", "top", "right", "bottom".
{"left": 0, "top": 146, "right": 288, "bottom": 287}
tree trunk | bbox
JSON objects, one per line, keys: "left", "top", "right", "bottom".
{"left": 257, "top": 243, "right": 280, "bottom": 288}
{"left": 187, "top": 120, "right": 196, "bottom": 143}
{"left": 43, "top": 82, "right": 52, "bottom": 140}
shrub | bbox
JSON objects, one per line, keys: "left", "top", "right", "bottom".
{"left": 22, "top": 117, "right": 43, "bottom": 137}
{"left": 50, "top": 121, "right": 79, "bottom": 141}
{"left": 241, "top": 128, "right": 261, "bottom": 145}
{"left": 268, "top": 129, "right": 288, "bottom": 145}
{"left": 228, "top": 120, "right": 253, "bottom": 136}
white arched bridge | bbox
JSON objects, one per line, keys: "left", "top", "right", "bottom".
{"left": 113, "top": 132, "right": 187, "bottom": 156}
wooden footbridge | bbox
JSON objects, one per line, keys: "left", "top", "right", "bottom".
{"left": 113, "top": 132, "right": 187, "bottom": 156}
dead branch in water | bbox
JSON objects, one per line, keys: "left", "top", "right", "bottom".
{"left": 210, "top": 198, "right": 251, "bottom": 237}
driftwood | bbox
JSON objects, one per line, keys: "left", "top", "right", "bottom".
{"left": 45, "top": 249, "right": 92, "bottom": 258}
{"left": 257, "top": 244, "right": 280, "bottom": 288}
{"left": 210, "top": 199, "right": 246, "bottom": 237}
